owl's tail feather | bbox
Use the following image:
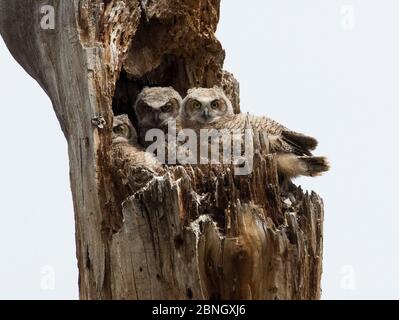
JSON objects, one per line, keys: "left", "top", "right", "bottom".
{"left": 277, "top": 154, "right": 330, "bottom": 178}
{"left": 299, "top": 156, "right": 330, "bottom": 177}
{"left": 281, "top": 131, "right": 319, "bottom": 155}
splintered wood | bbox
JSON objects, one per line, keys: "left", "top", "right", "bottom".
{"left": 110, "top": 143, "right": 324, "bottom": 299}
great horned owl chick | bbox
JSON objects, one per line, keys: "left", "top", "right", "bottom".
{"left": 112, "top": 115, "right": 163, "bottom": 173}
{"left": 181, "top": 86, "right": 234, "bottom": 128}
{"left": 112, "top": 114, "right": 137, "bottom": 145}
{"left": 180, "top": 87, "right": 329, "bottom": 178}
{"left": 133, "top": 87, "right": 182, "bottom": 146}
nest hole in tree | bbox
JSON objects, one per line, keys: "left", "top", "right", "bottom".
{"left": 111, "top": 14, "right": 196, "bottom": 134}
{"left": 111, "top": 12, "right": 235, "bottom": 134}
{"left": 111, "top": 54, "right": 189, "bottom": 135}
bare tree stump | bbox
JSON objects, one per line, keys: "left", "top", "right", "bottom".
{"left": 0, "top": 0, "right": 323, "bottom": 299}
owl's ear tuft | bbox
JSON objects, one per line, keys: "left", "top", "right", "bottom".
{"left": 212, "top": 85, "right": 225, "bottom": 94}
{"left": 187, "top": 88, "right": 197, "bottom": 95}
{"left": 118, "top": 114, "right": 129, "bottom": 120}
{"left": 137, "top": 87, "right": 150, "bottom": 98}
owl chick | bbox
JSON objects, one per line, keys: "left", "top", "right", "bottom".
{"left": 112, "top": 114, "right": 162, "bottom": 174}
{"left": 112, "top": 114, "right": 137, "bottom": 145}
{"left": 181, "top": 86, "right": 234, "bottom": 128}
{"left": 133, "top": 87, "right": 182, "bottom": 146}
{"left": 180, "top": 87, "right": 329, "bottom": 178}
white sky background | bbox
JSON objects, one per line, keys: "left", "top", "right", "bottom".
{"left": 0, "top": 0, "right": 398, "bottom": 299}
{"left": 0, "top": 40, "right": 77, "bottom": 297}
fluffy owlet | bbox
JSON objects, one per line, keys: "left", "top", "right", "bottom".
{"left": 112, "top": 114, "right": 137, "bottom": 145}
{"left": 133, "top": 87, "right": 182, "bottom": 146}
{"left": 181, "top": 86, "right": 234, "bottom": 129}
{"left": 180, "top": 87, "right": 329, "bottom": 178}
{"left": 112, "top": 114, "right": 162, "bottom": 175}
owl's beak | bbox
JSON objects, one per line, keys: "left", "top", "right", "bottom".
{"left": 202, "top": 108, "right": 209, "bottom": 120}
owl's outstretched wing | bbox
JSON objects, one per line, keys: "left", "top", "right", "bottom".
{"left": 213, "top": 114, "right": 318, "bottom": 156}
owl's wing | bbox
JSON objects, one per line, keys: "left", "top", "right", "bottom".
{"left": 280, "top": 130, "right": 318, "bottom": 156}
{"left": 246, "top": 115, "right": 316, "bottom": 156}
{"left": 213, "top": 114, "right": 318, "bottom": 156}
{"left": 268, "top": 135, "right": 309, "bottom": 156}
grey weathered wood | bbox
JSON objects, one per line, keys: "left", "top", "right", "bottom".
{"left": 0, "top": 0, "right": 323, "bottom": 299}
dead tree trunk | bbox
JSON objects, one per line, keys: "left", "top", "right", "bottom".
{"left": 0, "top": 0, "right": 323, "bottom": 299}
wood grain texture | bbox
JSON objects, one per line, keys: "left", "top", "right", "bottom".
{"left": 0, "top": 0, "right": 323, "bottom": 299}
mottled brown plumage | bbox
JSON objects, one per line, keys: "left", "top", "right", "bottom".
{"left": 209, "top": 113, "right": 318, "bottom": 157}
{"left": 112, "top": 115, "right": 163, "bottom": 174}
{"left": 180, "top": 88, "right": 329, "bottom": 178}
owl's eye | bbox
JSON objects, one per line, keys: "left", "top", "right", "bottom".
{"left": 113, "top": 125, "right": 124, "bottom": 134}
{"left": 211, "top": 100, "right": 220, "bottom": 109}
{"left": 161, "top": 102, "right": 173, "bottom": 113}
{"left": 192, "top": 101, "right": 202, "bottom": 110}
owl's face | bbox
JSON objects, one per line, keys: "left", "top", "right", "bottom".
{"left": 112, "top": 115, "right": 137, "bottom": 145}
{"left": 134, "top": 87, "right": 182, "bottom": 128}
{"left": 181, "top": 87, "right": 234, "bottom": 125}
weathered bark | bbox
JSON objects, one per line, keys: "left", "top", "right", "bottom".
{"left": 0, "top": 0, "right": 323, "bottom": 299}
